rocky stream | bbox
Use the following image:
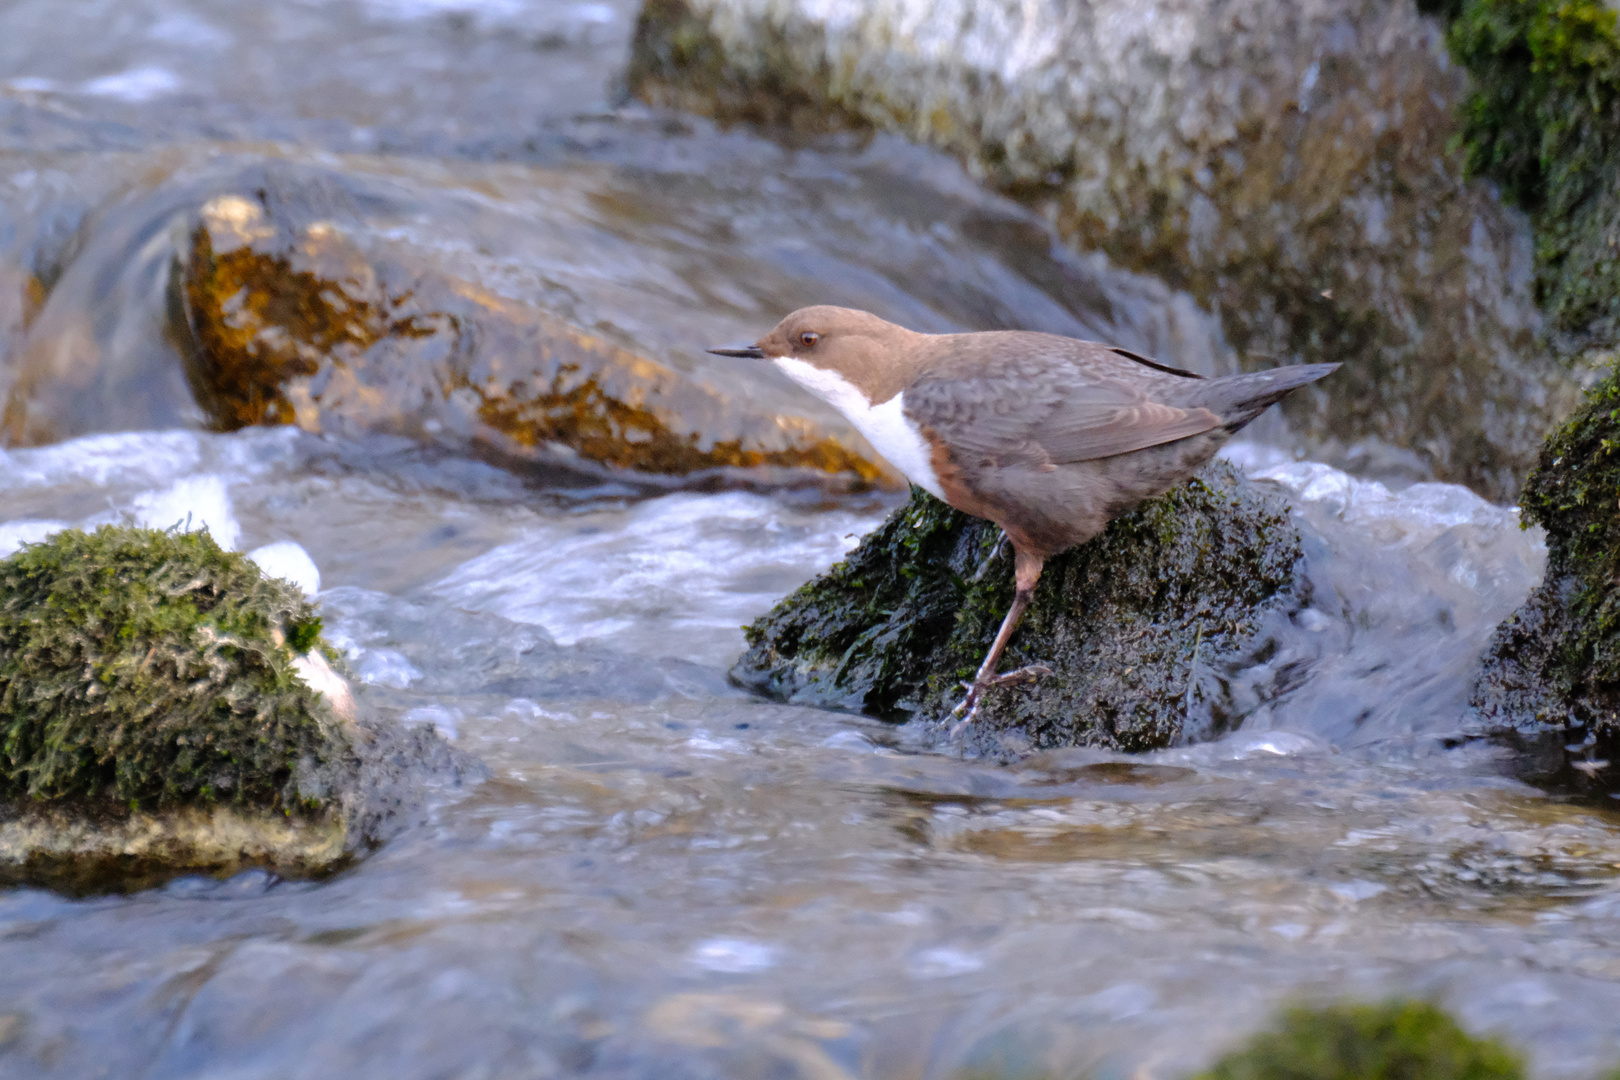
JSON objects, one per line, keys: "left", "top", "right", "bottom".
{"left": 3, "top": 0, "right": 1620, "bottom": 1077}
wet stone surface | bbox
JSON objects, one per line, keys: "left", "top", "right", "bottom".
{"left": 172, "top": 171, "right": 885, "bottom": 489}
{"left": 733, "top": 462, "right": 1304, "bottom": 752}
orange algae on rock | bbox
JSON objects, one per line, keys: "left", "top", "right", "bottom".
{"left": 182, "top": 224, "right": 426, "bottom": 429}
{"left": 179, "top": 191, "right": 887, "bottom": 486}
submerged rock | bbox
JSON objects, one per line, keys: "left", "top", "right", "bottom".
{"left": 1472, "top": 361, "right": 1620, "bottom": 751}
{"left": 732, "top": 462, "right": 1303, "bottom": 751}
{"left": 1193, "top": 1000, "right": 1524, "bottom": 1080}
{"left": 628, "top": 0, "right": 1571, "bottom": 499}
{"left": 0, "top": 525, "right": 471, "bottom": 893}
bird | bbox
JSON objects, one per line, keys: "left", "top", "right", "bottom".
{"left": 710, "top": 306, "right": 1339, "bottom": 723}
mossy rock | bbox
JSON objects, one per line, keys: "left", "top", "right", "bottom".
{"left": 1473, "top": 359, "right": 1620, "bottom": 742}
{"left": 0, "top": 525, "right": 472, "bottom": 892}
{"left": 1425, "top": 0, "right": 1620, "bottom": 353}
{"left": 1193, "top": 1000, "right": 1524, "bottom": 1080}
{"left": 0, "top": 525, "right": 341, "bottom": 808}
{"left": 732, "top": 462, "right": 1303, "bottom": 751}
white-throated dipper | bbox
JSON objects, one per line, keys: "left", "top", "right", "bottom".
{"left": 710, "top": 307, "right": 1339, "bottom": 722}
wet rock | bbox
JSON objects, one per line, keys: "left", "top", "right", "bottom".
{"left": 0, "top": 260, "right": 43, "bottom": 371}
{"left": 0, "top": 525, "right": 473, "bottom": 893}
{"left": 1472, "top": 360, "right": 1620, "bottom": 751}
{"left": 1193, "top": 999, "right": 1524, "bottom": 1080}
{"left": 172, "top": 181, "right": 885, "bottom": 489}
{"left": 628, "top": 0, "right": 1572, "bottom": 499}
{"left": 0, "top": 162, "right": 890, "bottom": 491}
{"left": 731, "top": 462, "right": 1303, "bottom": 751}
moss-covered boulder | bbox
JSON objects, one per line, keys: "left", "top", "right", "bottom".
{"left": 732, "top": 463, "right": 1303, "bottom": 751}
{"left": 1193, "top": 1000, "right": 1524, "bottom": 1080}
{"left": 1434, "top": 1, "right": 1620, "bottom": 779}
{"left": 1472, "top": 361, "right": 1620, "bottom": 744}
{"left": 0, "top": 525, "right": 464, "bottom": 892}
{"left": 629, "top": 0, "right": 1572, "bottom": 500}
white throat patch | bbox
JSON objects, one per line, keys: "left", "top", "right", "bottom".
{"left": 771, "top": 356, "right": 945, "bottom": 500}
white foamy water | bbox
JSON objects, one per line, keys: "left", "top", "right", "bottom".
{"left": 131, "top": 474, "right": 241, "bottom": 550}
{"left": 431, "top": 491, "right": 876, "bottom": 665}
{"left": 1216, "top": 441, "right": 1547, "bottom": 747}
{"left": 0, "top": 431, "right": 211, "bottom": 493}
{"left": 246, "top": 540, "right": 323, "bottom": 596}
{"left": 0, "top": 519, "right": 67, "bottom": 559}
{"left": 1223, "top": 441, "right": 1534, "bottom": 542}
{"left": 0, "top": 429, "right": 314, "bottom": 558}
{"left": 79, "top": 66, "right": 182, "bottom": 102}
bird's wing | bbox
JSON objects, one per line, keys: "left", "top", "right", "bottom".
{"left": 903, "top": 342, "right": 1222, "bottom": 466}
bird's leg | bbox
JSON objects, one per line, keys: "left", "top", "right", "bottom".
{"left": 952, "top": 550, "right": 1050, "bottom": 725}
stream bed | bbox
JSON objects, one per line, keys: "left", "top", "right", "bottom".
{"left": 2, "top": 2, "right": 1620, "bottom": 1078}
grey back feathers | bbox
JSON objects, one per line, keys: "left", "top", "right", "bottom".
{"left": 1190, "top": 363, "right": 1342, "bottom": 433}
{"left": 903, "top": 331, "right": 1337, "bottom": 468}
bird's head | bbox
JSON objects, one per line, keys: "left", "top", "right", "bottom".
{"left": 708, "top": 306, "right": 923, "bottom": 404}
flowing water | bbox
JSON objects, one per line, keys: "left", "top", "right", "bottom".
{"left": 1, "top": 3, "right": 1618, "bottom": 1079}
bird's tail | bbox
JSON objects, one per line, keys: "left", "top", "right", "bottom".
{"left": 1206, "top": 363, "right": 1340, "bottom": 433}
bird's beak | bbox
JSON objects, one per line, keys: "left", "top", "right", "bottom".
{"left": 706, "top": 344, "right": 766, "bottom": 359}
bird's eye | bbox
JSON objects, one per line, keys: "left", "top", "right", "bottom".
{"left": 799, "top": 331, "right": 820, "bottom": 348}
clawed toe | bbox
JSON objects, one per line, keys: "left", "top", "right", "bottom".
{"left": 948, "top": 664, "right": 1052, "bottom": 733}
{"left": 988, "top": 663, "right": 1052, "bottom": 688}
{"left": 950, "top": 681, "right": 981, "bottom": 719}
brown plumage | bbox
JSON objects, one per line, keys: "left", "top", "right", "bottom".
{"left": 711, "top": 306, "right": 1339, "bottom": 722}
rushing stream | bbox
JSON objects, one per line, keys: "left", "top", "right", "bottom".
{"left": 2, "top": 2, "right": 1619, "bottom": 1078}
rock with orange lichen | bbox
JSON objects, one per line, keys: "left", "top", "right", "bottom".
{"left": 173, "top": 188, "right": 888, "bottom": 489}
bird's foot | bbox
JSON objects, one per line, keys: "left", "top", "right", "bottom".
{"left": 948, "top": 663, "right": 1053, "bottom": 734}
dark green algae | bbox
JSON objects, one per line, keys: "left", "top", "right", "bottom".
{"left": 732, "top": 463, "right": 1303, "bottom": 751}
{"left": 1473, "top": 361, "right": 1620, "bottom": 738}
{"left": 0, "top": 525, "right": 348, "bottom": 812}
{"left": 1190, "top": 1000, "right": 1524, "bottom": 1080}
{"left": 952, "top": 998, "right": 1599, "bottom": 1078}
{"left": 1423, "top": 0, "right": 1620, "bottom": 351}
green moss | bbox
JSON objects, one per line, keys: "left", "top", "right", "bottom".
{"left": 0, "top": 526, "right": 346, "bottom": 810}
{"left": 734, "top": 464, "right": 1302, "bottom": 750}
{"left": 1518, "top": 362, "right": 1620, "bottom": 692}
{"left": 1193, "top": 1000, "right": 1524, "bottom": 1080}
{"left": 1434, "top": 0, "right": 1620, "bottom": 346}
